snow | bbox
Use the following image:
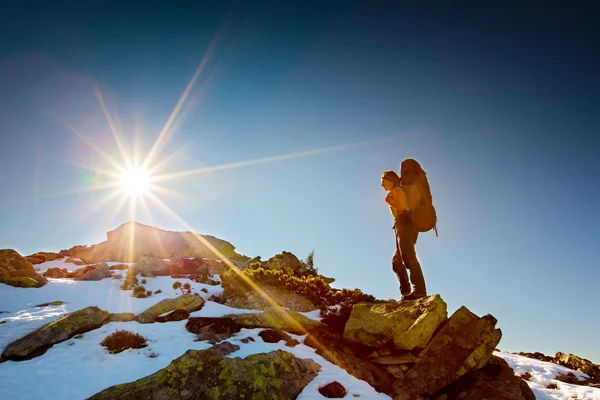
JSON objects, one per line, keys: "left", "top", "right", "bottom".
{"left": 496, "top": 352, "right": 600, "bottom": 400}
{"left": 2, "top": 263, "right": 600, "bottom": 400}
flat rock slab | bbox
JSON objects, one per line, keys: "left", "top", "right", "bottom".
{"left": 225, "top": 305, "right": 324, "bottom": 333}
{"left": 2, "top": 306, "right": 108, "bottom": 360}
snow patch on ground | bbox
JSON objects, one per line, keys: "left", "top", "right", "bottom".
{"left": 495, "top": 351, "right": 600, "bottom": 400}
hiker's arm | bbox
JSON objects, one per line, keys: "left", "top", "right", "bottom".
{"left": 385, "top": 188, "right": 407, "bottom": 211}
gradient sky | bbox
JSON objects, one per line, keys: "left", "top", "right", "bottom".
{"left": 1, "top": 2, "right": 598, "bottom": 362}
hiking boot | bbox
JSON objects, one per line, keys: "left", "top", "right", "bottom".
{"left": 402, "top": 291, "right": 427, "bottom": 301}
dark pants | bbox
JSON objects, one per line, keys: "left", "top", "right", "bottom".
{"left": 392, "top": 221, "right": 427, "bottom": 296}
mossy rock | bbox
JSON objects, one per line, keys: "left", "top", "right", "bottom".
{"left": 35, "top": 301, "right": 66, "bottom": 307}
{"left": 0, "top": 249, "right": 35, "bottom": 273}
{"left": 135, "top": 294, "right": 204, "bottom": 324}
{"left": 1, "top": 306, "right": 109, "bottom": 360}
{"left": 89, "top": 349, "right": 320, "bottom": 399}
{"left": 1, "top": 277, "right": 38, "bottom": 288}
{"left": 226, "top": 306, "right": 324, "bottom": 334}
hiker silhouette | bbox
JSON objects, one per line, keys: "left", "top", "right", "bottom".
{"left": 382, "top": 159, "right": 437, "bottom": 301}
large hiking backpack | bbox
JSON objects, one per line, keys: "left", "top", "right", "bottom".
{"left": 401, "top": 159, "right": 438, "bottom": 236}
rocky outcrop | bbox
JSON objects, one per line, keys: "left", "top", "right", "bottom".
{"left": 343, "top": 295, "right": 447, "bottom": 350}
{"left": 392, "top": 306, "right": 502, "bottom": 398}
{"left": 186, "top": 317, "right": 244, "bottom": 344}
{"left": 88, "top": 349, "right": 320, "bottom": 399}
{"left": 0, "top": 250, "right": 48, "bottom": 288}
{"left": 134, "top": 256, "right": 169, "bottom": 277}
{"left": 26, "top": 256, "right": 45, "bottom": 265}
{"left": 222, "top": 269, "right": 316, "bottom": 312}
{"left": 432, "top": 355, "right": 535, "bottom": 400}
{"left": 1, "top": 306, "right": 109, "bottom": 360}
{"left": 319, "top": 381, "right": 347, "bottom": 398}
{"left": 67, "top": 263, "right": 111, "bottom": 281}
{"left": 155, "top": 309, "right": 190, "bottom": 323}
{"left": 135, "top": 294, "right": 204, "bottom": 323}
{"left": 78, "top": 242, "right": 112, "bottom": 264}
{"left": 225, "top": 306, "right": 324, "bottom": 333}
{"left": 105, "top": 221, "right": 248, "bottom": 263}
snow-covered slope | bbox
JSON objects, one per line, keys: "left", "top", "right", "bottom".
{"left": 1, "top": 257, "right": 599, "bottom": 399}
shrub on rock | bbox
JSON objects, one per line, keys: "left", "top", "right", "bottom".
{"left": 101, "top": 330, "right": 148, "bottom": 354}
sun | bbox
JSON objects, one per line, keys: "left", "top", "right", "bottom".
{"left": 119, "top": 166, "right": 151, "bottom": 197}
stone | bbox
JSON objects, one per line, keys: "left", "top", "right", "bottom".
{"left": 303, "top": 327, "right": 394, "bottom": 393}
{"left": 225, "top": 306, "right": 324, "bottom": 333}
{"left": 0, "top": 249, "right": 35, "bottom": 273}
{"left": 1, "top": 306, "right": 109, "bottom": 360}
{"left": 370, "top": 354, "right": 416, "bottom": 365}
{"left": 319, "top": 381, "right": 347, "bottom": 398}
{"left": 88, "top": 349, "right": 320, "bottom": 399}
{"left": 134, "top": 256, "right": 169, "bottom": 277}
{"left": 186, "top": 317, "right": 244, "bottom": 344}
{"left": 208, "top": 341, "right": 240, "bottom": 356}
{"left": 7, "top": 269, "right": 48, "bottom": 287}
{"left": 76, "top": 262, "right": 110, "bottom": 281}
{"left": 78, "top": 242, "right": 111, "bottom": 264}
{"left": 432, "top": 355, "right": 535, "bottom": 400}
{"left": 1, "top": 276, "right": 38, "bottom": 288}
{"left": 258, "top": 329, "right": 299, "bottom": 346}
{"left": 43, "top": 268, "right": 69, "bottom": 278}
{"left": 343, "top": 295, "right": 448, "bottom": 350}
{"left": 135, "top": 294, "right": 204, "bottom": 324}
{"left": 392, "top": 306, "right": 502, "bottom": 397}
{"left": 26, "top": 256, "right": 45, "bottom": 265}
{"left": 155, "top": 309, "right": 190, "bottom": 323}
{"left": 106, "top": 313, "right": 136, "bottom": 323}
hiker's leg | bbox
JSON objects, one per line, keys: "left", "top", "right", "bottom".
{"left": 399, "top": 224, "right": 426, "bottom": 295}
{"left": 392, "top": 227, "right": 410, "bottom": 295}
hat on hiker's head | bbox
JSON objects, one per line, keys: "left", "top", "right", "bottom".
{"left": 400, "top": 159, "right": 423, "bottom": 175}
{"left": 381, "top": 170, "right": 401, "bottom": 185}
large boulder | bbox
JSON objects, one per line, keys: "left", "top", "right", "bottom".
{"left": 78, "top": 242, "right": 112, "bottom": 264}
{"left": 135, "top": 294, "right": 204, "bottom": 324}
{"left": 26, "top": 256, "right": 45, "bottom": 265}
{"left": 433, "top": 355, "right": 535, "bottom": 400}
{"left": 89, "top": 348, "right": 320, "bottom": 399}
{"left": 7, "top": 269, "right": 48, "bottom": 287}
{"left": 1, "top": 306, "right": 109, "bottom": 360}
{"left": 134, "top": 256, "right": 169, "bottom": 277}
{"left": 343, "top": 295, "right": 448, "bottom": 350}
{"left": 225, "top": 305, "right": 324, "bottom": 333}
{"left": 0, "top": 249, "right": 35, "bottom": 273}
{"left": 392, "top": 306, "right": 502, "bottom": 398}
{"left": 77, "top": 262, "right": 110, "bottom": 281}
{"left": 186, "top": 317, "right": 244, "bottom": 344}
{"left": 43, "top": 268, "right": 69, "bottom": 278}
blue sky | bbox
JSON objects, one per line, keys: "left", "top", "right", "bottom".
{"left": 1, "top": 2, "right": 598, "bottom": 362}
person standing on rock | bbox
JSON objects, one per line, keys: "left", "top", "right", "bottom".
{"left": 382, "top": 159, "right": 436, "bottom": 301}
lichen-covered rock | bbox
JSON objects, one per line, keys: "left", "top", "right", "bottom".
{"left": 1, "top": 306, "right": 109, "bottom": 360}
{"left": 0, "top": 249, "right": 35, "bottom": 273}
{"left": 1, "top": 276, "right": 39, "bottom": 288}
{"left": 392, "top": 306, "right": 502, "bottom": 398}
{"left": 186, "top": 317, "right": 244, "bottom": 344}
{"left": 6, "top": 269, "right": 48, "bottom": 287}
{"left": 554, "top": 352, "right": 595, "bottom": 375}
{"left": 134, "top": 256, "right": 169, "bottom": 277}
{"left": 226, "top": 306, "right": 324, "bottom": 333}
{"left": 88, "top": 349, "right": 320, "bottom": 399}
{"left": 432, "top": 355, "right": 535, "bottom": 400}
{"left": 135, "top": 294, "right": 204, "bottom": 324}
{"left": 343, "top": 295, "right": 447, "bottom": 350}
